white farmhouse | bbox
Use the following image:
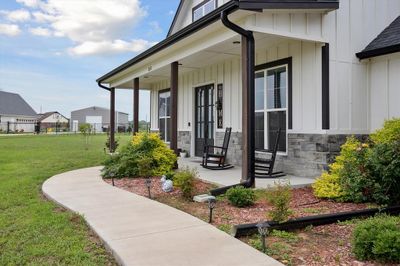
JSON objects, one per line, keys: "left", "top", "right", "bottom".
{"left": 97, "top": 0, "right": 400, "bottom": 180}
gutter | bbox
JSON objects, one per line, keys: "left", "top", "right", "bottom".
{"left": 98, "top": 81, "right": 112, "bottom": 91}
{"left": 356, "top": 43, "right": 400, "bottom": 60}
{"left": 210, "top": 9, "right": 256, "bottom": 196}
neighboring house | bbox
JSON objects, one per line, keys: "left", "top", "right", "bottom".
{"left": 0, "top": 91, "right": 37, "bottom": 133}
{"left": 70, "top": 106, "right": 129, "bottom": 133}
{"left": 97, "top": 0, "right": 400, "bottom": 178}
{"left": 38, "top": 112, "right": 69, "bottom": 132}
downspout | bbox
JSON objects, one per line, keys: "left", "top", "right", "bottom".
{"left": 210, "top": 9, "right": 256, "bottom": 195}
{"left": 97, "top": 82, "right": 116, "bottom": 152}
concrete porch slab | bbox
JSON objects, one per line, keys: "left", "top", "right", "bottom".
{"left": 178, "top": 158, "right": 315, "bottom": 189}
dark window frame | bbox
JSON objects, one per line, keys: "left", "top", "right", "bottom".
{"left": 192, "top": 0, "right": 218, "bottom": 22}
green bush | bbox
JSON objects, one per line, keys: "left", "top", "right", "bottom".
{"left": 173, "top": 168, "right": 196, "bottom": 199}
{"left": 313, "top": 118, "right": 400, "bottom": 205}
{"left": 101, "top": 132, "right": 177, "bottom": 178}
{"left": 226, "top": 186, "right": 256, "bottom": 207}
{"left": 370, "top": 118, "right": 400, "bottom": 144}
{"left": 266, "top": 182, "right": 292, "bottom": 223}
{"left": 352, "top": 215, "right": 400, "bottom": 263}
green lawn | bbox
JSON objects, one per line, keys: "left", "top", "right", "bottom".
{"left": 0, "top": 134, "right": 131, "bottom": 265}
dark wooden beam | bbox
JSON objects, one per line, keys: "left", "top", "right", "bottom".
{"left": 110, "top": 88, "right": 116, "bottom": 152}
{"left": 322, "top": 43, "right": 330, "bottom": 130}
{"left": 170, "top": 62, "right": 179, "bottom": 155}
{"left": 133, "top": 77, "right": 139, "bottom": 134}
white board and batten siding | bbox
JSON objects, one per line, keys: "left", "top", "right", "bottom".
{"left": 323, "top": 0, "right": 400, "bottom": 134}
{"left": 369, "top": 53, "right": 400, "bottom": 131}
{"left": 150, "top": 57, "right": 242, "bottom": 133}
{"left": 151, "top": 0, "right": 400, "bottom": 135}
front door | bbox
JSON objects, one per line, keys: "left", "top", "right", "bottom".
{"left": 195, "top": 84, "right": 215, "bottom": 157}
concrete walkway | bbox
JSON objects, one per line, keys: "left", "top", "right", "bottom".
{"left": 42, "top": 167, "right": 282, "bottom": 266}
{"left": 179, "top": 158, "right": 315, "bottom": 189}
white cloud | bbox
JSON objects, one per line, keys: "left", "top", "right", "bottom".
{"left": 0, "top": 24, "right": 21, "bottom": 36}
{"left": 16, "top": 0, "right": 42, "bottom": 8}
{"left": 69, "top": 39, "right": 155, "bottom": 56}
{"left": 149, "top": 21, "right": 162, "bottom": 35}
{"left": 1, "top": 9, "right": 31, "bottom": 22}
{"left": 29, "top": 26, "right": 51, "bottom": 36}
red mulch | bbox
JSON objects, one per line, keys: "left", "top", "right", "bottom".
{"left": 104, "top": 177, "right": 394, "bottom": 266}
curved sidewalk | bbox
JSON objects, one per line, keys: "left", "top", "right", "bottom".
{"left": 42, "top": 167, "right": 282, "bottom": 266}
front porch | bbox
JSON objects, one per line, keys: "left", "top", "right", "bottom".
{"left": 178, "top": 157, "right": 315, "bottom": 189}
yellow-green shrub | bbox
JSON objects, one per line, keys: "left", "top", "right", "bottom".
{"left": 312, "top": 171, "right": 343, "bottom": 199}
{"left": 370, "top": 118, "right": 400, "bottom": 144}
{"left": 102, "top": 132, "right": 177, "bottom": 178}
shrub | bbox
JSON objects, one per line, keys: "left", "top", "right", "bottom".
{"left": 101, "top": 132, "right": 177, "bottom": 178}
{"left": 226, "top": 186, "right": 256, "bottom": 207}
{"left": 266, "top": 182, "right": 292, "bottom": 223}
{"left": 352, "top": 215, "right": 400, "bottom": 263}
{"left": 173, "top": 168, "right": 196, "bottom": 199}
{"left": 367, "top": 140, "right": 400, "bottom": 205}
{"left": 312, "top": 171, "right": 343, "bottom": 199}
{"left": 370, "top": 118, "right": 400, "bottom": 144}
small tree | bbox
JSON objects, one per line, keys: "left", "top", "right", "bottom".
{"left": 79, "top": 123, "right": 92, "bottom": 149}
{"left": 266, "top": 181, "right": 293, "bottom": 223}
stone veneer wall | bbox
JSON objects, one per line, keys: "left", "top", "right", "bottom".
{"left": 215, "top": 131, "right": 243, "bottom": 166}
{"left": 274, "top": 134, "right": 369, "bottom": 177}
{"left": 178, "top": 131, "right": 191, "bottom": 155}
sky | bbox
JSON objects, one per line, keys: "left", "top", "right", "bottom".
{"left": 0, "top": 0, "right": 180, "bottom": 121}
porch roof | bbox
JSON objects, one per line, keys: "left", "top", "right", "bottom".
{"left": 97, "top": 0, "right": 339, "bottom": 87}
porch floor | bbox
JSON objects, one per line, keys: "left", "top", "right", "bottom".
{"left": 178, "top": 158, "right": 316, "bottom": 189}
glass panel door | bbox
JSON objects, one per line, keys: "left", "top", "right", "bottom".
{"left": 195, "top": 84, "right": 214, "bottom": 157}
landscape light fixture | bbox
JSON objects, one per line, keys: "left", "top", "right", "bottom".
{"left": 145, "top": 178, "right": 152, "bottom": 199}
{"left": 109, "top": 171, "right": 116, "bottom": 187}
{"left": 256, "top": 222, "right": 270, "bottom": 253}
{"left": 208, "top": 198, "right": 216, "bottom": 223}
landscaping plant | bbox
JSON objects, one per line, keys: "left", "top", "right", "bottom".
{"left": 102, "top": 132, "right": 177, "bottom": 179}
{"left": 226, "top": 186, "right": 256, "bottom": 207}
{"left": 352, "top": 215, "right": 400, "bottom": 263}
{"left": 79, "top": 123, "right": 93, "bottom": 148}
{"left": 173, "top": 167, "right": 196, "bottom": 200}
{"left": 313, "top": 118, "right": 400, "bottom": 205}
{"left": 266, "top": 182, "right": 292, "bottom": 223}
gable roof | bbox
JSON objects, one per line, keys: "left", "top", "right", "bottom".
{"left": 357, "top": 16, "right": 400, "bottom": 59}
{"left": 38, "top": 111, "right": 69, "bottom": 122}
{"left": 72, "top": 106, "right": 129, "bottom": 115}
{"left": 167, "top": 0, "right": 185, "bottom": 37}
{"left": 0, "top": 91, "right": 37, "bottom": 117}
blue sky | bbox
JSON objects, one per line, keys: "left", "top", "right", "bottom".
{"left": 0, "top": 0, "right": 180, "bottom": 121}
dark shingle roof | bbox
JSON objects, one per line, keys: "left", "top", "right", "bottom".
{"left": 357, "top": 16, "right": 400, "bottom": 59}
{"left": 0, "top": 91, "right": 37, "bottom": 116}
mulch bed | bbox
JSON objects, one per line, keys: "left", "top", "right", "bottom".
{"left": 104, "top": 177, "right": 394, "bottom": 266}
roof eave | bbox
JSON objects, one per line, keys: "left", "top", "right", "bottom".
{"left": 356, "top": 44, "right": 400, "bottom": 60}
{"left": 238, "top": 0, "right": 339, "bottom": 10}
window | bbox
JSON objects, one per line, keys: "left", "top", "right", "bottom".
{"left": 255, "top": 65, "right": 288, "bottom": 153}
{"left": 193, "top": 0, "right": 216, "bottom": 22}
{"left": 158, "top": 90, "right": 171, "bottom": 142}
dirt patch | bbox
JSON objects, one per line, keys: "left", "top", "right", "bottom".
{"left": 105, "top": 177, "right": 389, "bottom": 266}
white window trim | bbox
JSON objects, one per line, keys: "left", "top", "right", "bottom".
{"left": 192, "top": 0, "right": 217, "bottom": 22}
{"left": 158, "top": 90, "right": 171, "bottom": 143}
{"left": 255, "top": 64, "right": 289, "bottom": 155}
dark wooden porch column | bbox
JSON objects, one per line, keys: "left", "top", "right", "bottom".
{"left": 110, "top": 87, "right": 116, "bottom": 152}
{"left": 133, "top": 77, "right": 140, "bottom": 134}
{"left": 170, "top": 62, "right": 179, "bottom": 156}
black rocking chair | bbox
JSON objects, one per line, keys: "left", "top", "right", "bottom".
{"left": 201, "top": 127, "right": 234, "bottom": 170}
{"left": 254, "top": 128, "right": 286, "bottom": 178}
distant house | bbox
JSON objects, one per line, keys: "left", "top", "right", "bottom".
{"left": 38, "top": 112, "right": 69, "bottom": 132}
{"left": 70, "top": 106, "right": 129, "bottom": 133}
{"left": 0, "top": 91, "right": 37, "bottom": 133}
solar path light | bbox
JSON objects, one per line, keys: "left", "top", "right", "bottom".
{"left": 256, "top": 222, "right": 271, "bottom": 253}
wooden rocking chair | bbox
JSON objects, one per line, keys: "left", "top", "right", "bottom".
{"left": 254, "top": 128, "right": 286, "bottom": 178}
{"left": 201, "top": 127, "right": 234, "bottom": 170}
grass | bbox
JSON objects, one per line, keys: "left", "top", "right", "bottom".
{"left": 0, "top": 134, "right": 132, "bottom": 265}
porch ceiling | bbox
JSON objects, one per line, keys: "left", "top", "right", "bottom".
{"left": 116, "top": 32, "right": 286, "bottom": 89}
